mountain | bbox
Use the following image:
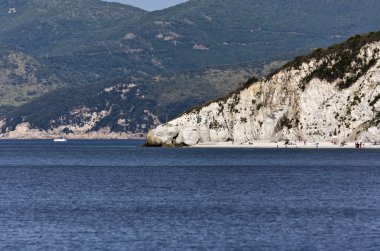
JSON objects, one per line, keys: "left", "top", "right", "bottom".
{"left": 2, "top": 0, "right": 380, "bottom": 138}
{"left": 3, "top": 0, "right": 380, "bottom": 80}
{"left": 146, "top": 32, "right": 380, "bottom": 146}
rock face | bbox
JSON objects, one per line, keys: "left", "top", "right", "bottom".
{"left": 146, "top": 33, "right": 380, "bottom": 146}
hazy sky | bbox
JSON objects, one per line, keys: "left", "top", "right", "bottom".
{"left": 104, "top": 0, "right": 188, "bottom": 11}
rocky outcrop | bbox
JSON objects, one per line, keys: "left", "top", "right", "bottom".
{"left": 146, "top": 125, "right": 199, "bottom": 147}
{"left": 146, "top": 33, "right": 380, "bottom": 146}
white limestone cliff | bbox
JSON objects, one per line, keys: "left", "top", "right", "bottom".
{"left": 147, "top": 36, "right": 380, "bottom": 146}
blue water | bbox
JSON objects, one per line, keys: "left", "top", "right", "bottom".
{"left": 1, "top": 140, "right": 380, "bottom": 250}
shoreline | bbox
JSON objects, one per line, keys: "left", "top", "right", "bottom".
{"left": 0, "top": 135, "right": 145, "bottom": 140}
{"left": 192, "top": 141, "right": 380, "bottom": 149}
{"left": 0, "top": 138, "right": 144, "bottom": 141}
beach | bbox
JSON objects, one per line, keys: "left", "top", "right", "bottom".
{"left": 193, "top": 141, "right": 380, "bottom": 149}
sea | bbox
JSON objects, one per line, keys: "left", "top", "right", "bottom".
{"left": 1, "top": 140, "right": 380, "bottom": 250}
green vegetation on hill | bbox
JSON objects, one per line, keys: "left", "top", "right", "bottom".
{"left": 278, "top": 32, "right": 380, "bottom": 90}
{"left": 285, "top": 32, "right": 380, "bottom": 69}
{"left": 134, "top": 0, "right": 380, "bottom": 70}
{"left": 0, "top": 0, "right": 146, "bottom": 56}
{"left": 0, "top": 46, "right": 64, "bottom": 114}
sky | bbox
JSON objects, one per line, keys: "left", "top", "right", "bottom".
{"left": 103, "top": 0, "right": 188, "bottom": 11}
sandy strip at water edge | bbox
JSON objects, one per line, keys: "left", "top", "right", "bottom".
{"left": 192, "top": 141, "right": 380, "bottom": 149}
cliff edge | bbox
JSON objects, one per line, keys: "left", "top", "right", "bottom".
{"left": 147, "top": 32, "right": 380, "bottom": 146}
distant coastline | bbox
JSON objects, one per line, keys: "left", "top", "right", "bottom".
{"left": 0, "top": 133, "right": 145, "bottom": 140}
{"left": 0, "top": 122, "right": 145, "bottom": 140}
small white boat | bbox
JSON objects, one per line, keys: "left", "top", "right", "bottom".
{"left": 54, "top": 117, "right": 68, "bottom": 142}
{"left": 54, "top": 138, "right": 67, "bottom": 143}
